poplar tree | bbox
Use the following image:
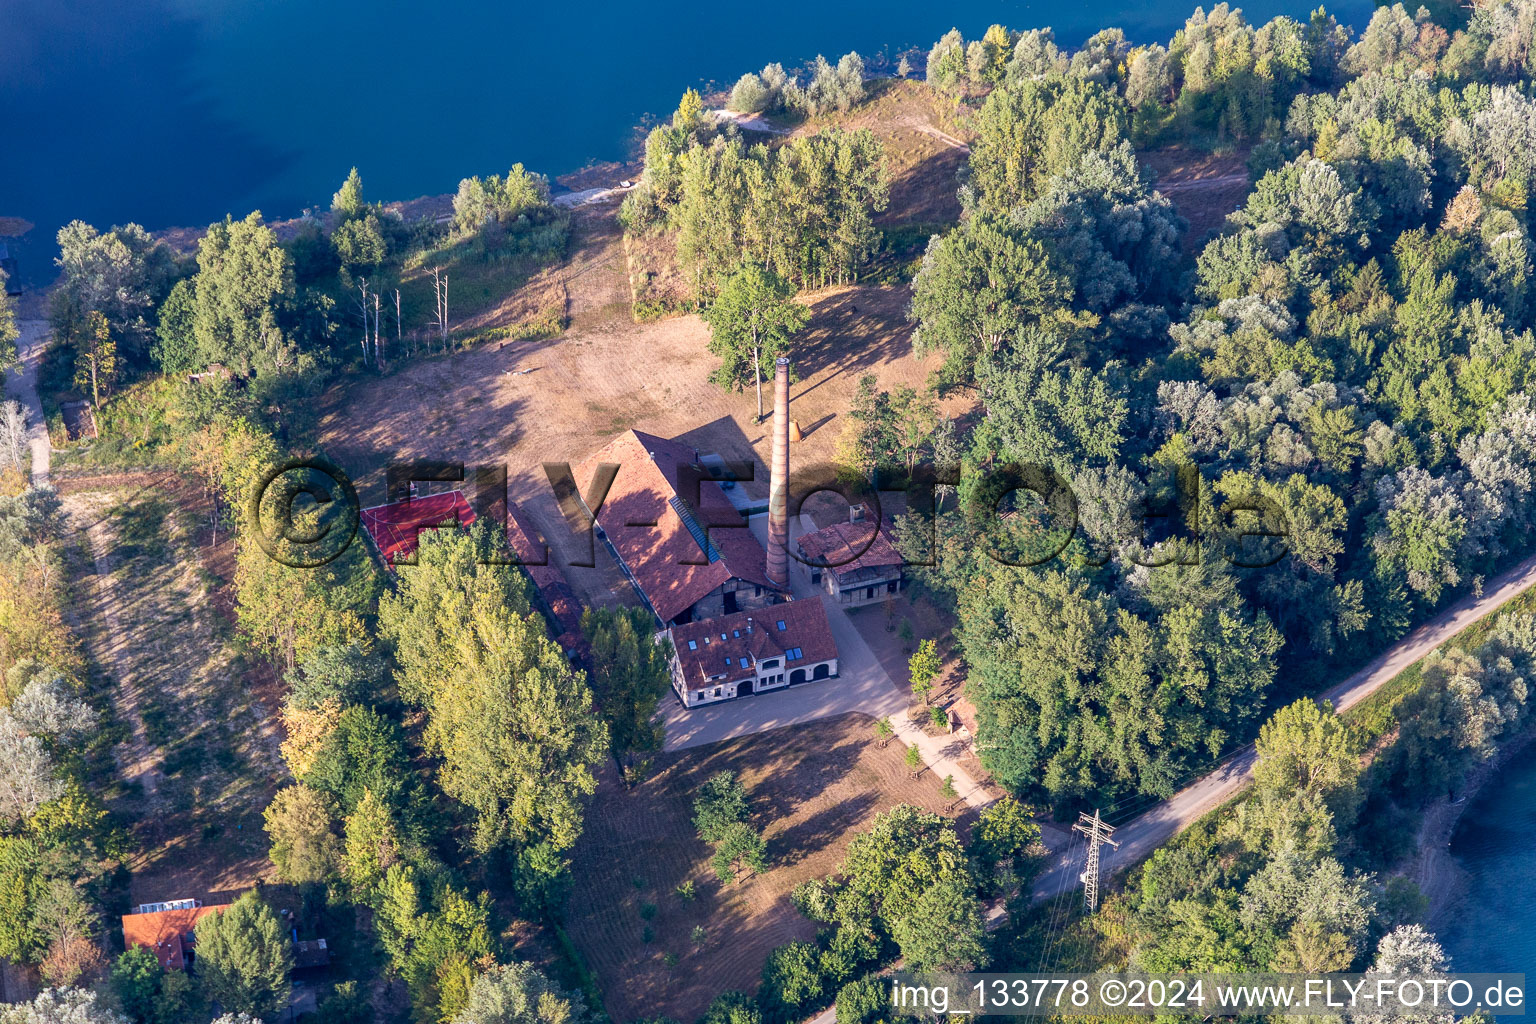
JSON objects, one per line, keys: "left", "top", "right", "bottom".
{"left": 193, "top": 892, "right": 293, "bottom": 1020}
{"left": 701, "top": 265, "right": 809, "bottom": 419}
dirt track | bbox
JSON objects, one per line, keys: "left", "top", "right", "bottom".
{"left": 1030, "top": 546, "right": 1536, "bottom": 903}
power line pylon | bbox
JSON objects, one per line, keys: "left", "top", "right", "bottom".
{"left": 1073, "top": 809, "right": 1120, "bottom": 913}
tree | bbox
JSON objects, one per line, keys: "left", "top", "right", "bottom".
{"left": 151, "top": 278, "right": 198, "bottom": 374}
{"left": 908, "top": 640, "right": 940, "bottom": 704}
{"left": 693, "top": 771, "right": 767, "bottom": 881}
{"left": 379, "top": 527, "right": 606, "bottom": 857}
{"left": 908, "top": 213, "right": 1073, "bottom": 388}
{"left": 701, "top": 266, "right": 809, "bottom": 419}
{"left": 190, "top": 213, "right": 299, "bottom": 377}
{"left": 759, "top": 941, "right": 825, "bottom": 1021}
{"left": 262, "top": 784, "right": 341, "bottom": 884}
{"left": 304, "top": 704, "right": 415, "bottom": 815}
{"left": 712, "top": 821, "right": 769, "bottom": 882}
{"left": 0, "top": 278, "right": 17, "bottom": 375}
{"left": 1254, "top": 699, "right": 1360, "bottom": 802}
{"left": 970, "top": 796, "right": 1042, "bottom": 871}
{"left": 873, "top": 717, "right": 893, "bottom": 747}
{"left": 0, "top": 988, "right": 129, "bottom": 1024}
{"left": 693, "top": 771, "right": 751, "bottom": 842}
{"left": 452, "top": 165, "right": 554, "bottom": 238}
{"left": 342, "top": 788, "right": 403, "bottom": 900}
{"left": 810, "top": 804, "right": 985, "bottom": 971}
{"left": 0, "top": 711, "right": 64, "bottom": 824}
{"left": 452, "top": 961, "right": 585, "bottom": 1024}
{"left": 835, "top": 977, "right": 892, "bottom": 1024}
{"left": 904, "top": 743, "right": 923, "bottom": 779}
{"left": 582, "top": 607, "right": 672, "bottom": 765}
{"left": 71, "top": 311, "right": 116, "bottom": 407}
{"left": 332, "top": 167, "right": 366, "bottom": 219}
{"left": 968, "top": 75, "right": 1130, "bottom": 213}
{"left": 939, "top": 775, "right": 958, "bottom": 808}
{"left": 192, "top": 892, "right": 293, "bottom": 1020}
{"left": 49, "top": 220, "right": 178, "bottom": 369}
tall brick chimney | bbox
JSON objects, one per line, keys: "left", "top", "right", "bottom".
{"left": 766, "top": 357, "right": 791, "bottom": 588}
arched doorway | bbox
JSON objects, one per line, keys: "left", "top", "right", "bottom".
{"left": 812, "top": 663, "right": 831, "bottom": 680}
{"left": 790, "top": 668, "right": 807, "bottom": 684}
{"left": 737, "top": 679, "right": 753, "bottom": 696}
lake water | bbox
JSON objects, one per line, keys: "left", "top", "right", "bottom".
{"left": 1442, "top": 750, "right": 1536, "bottom": 980}
{"left": 1, "top": 0, "right": 1373, "bottom": 283}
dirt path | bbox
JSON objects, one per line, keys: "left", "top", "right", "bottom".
{"left": 1028, "top": 546, "right": 1536, "bottom": 903}
{"left": 64, "top": 493, "right": 165, "bottom": 805}
{"left": 6, "top": 319, "right": 51, "bottom": 486}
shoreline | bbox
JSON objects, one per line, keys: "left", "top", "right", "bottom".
{"left": 1406, "top": 718, "right": 1536, "bottom": 930}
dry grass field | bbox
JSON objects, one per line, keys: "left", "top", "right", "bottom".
{"left": 62, "top": 485, "right": 284, "bottom": 907}
{"left": 564, "top": 713, "right": 965, "bottom": 1023}
{"left": 317, "top": 264, "right": 971, "bottom": 610}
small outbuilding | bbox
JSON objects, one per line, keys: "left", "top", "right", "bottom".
{"left": 795, "top": 505, "right": 905, "bottom": 608}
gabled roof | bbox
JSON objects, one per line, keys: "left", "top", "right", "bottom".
{"left": 670, "top": 598, "right": 837, "bottom": 690}
{"left": 796, "top": 519, "right": 904, "bottom": 580}
{"left": 506, "top": 501, "right": 585, "bottom": 653}
{"left": 122, "top": 904, "right": 230, "bottom": 970}
{"left": 576, "top": 430, "right": 779, "bottom": 623}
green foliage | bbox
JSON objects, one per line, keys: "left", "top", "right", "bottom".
{"left": 907, "top": 640, "right": 940, "bottom": 704}
{"left": 452, "top": 164, "right": 554, "bottom": 239}
{"left": 670, "top": 130, "right": 890, "bottom": 294}
{"left": 379, "top": 526, "right": 607, "bottom": 858}
{"left": 968, "top": 75, "right": 1130, "bottom": 213}
{"left": 582, "top": 606, "right": 674, "bottom": 763}
{"left": 801, "top": 804, "right": 985, "bottom": 971}
{"left": 193, "top": 891, "right": 294, "bottom": 1020}
{"left": 189, "top": 212, "right": 302, "bottom": 378}
{"left": 451, "top": 961, "right": 586, "bottom": 1024}
{"left": 692, "top": 770, "right": 751, "bottom": 843}
{"left": 908, "top": 212, "right": 1075, "bottom": 389}
{"left": 262, "top": 783, "right": 342, "bottom": 884}
{"left": 375, "top": 863, "right": 496, "bottom": 1021}
{"left": 701, "top": 265, "right": 809, "bottom": 412}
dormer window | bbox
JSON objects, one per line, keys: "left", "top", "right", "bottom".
{"left": 739, "top": 657, "right": 749, "bottom": 668}
{"left": 688, "top": 640, "right": 697, "bottom": 650}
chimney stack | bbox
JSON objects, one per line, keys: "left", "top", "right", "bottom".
{"left": 766, "top": 357, "right": 791, "bottom": 588}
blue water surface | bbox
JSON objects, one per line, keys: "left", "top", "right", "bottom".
{"left": 1442, "top": 751, "right": 1536, "bottom": 979}
{"left": 1, "top": 0, "right": 1373, "bottom": 280}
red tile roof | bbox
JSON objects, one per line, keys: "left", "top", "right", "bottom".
{"left": 796, "top": 520, "right": 904, "bottom": 581}
{"left": 506, "top": 502, "right": 586, "bottom": 652}
{"left": 576, "top": 430, "right": 779, "bottom": 623}
{"left": 670, "top": 598, "right": 837, "bottom": 690}
{"left": 121, "top": 904, "right": 229, "bottom": 970}
{"left": 360, "top": 491, "right": 476, "bottom": 568}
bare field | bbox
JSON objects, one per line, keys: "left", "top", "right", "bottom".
{"left": 565, "top": 713, "right": 963, "bottom": 1023}
{"left": 792, "top": 79, "right": 969, "bottom": 227}
{"left": 318, "top": 261, "right": 970, "bottom": 611}
{"left": 63, "top": 486, "right": 284, "bottom": 907}
{"left": 1139, "top": 145, "right": 1254, "bottom": 251}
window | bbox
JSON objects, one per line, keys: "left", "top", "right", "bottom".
{"left": 786, "top": 647, "right": 803, "bottom": 661}
{"left": 687, "top": 639, "right": 697, "bottom": 651}
{"left": 693, "top": 691, "right": 705, "bottom": 703}
{"left": 760, "top": 659, "right": 778, "bottom": 669}
{"left": 732, "top": 629, "right": 740, "bottom": 638}
{"left": 724, "top": 657, "right": 732, "bottom": 667}
{"left": 712, "top": 687, "right": 721, "bottom": 697}
{"left": 776, "top": 620, "right": 787, "bottom": 631}
{"left": 887, "top": 580, "right": 898, "bottom": 593}
{"left": 739, "top": 657, "right": 749, "bottom": 669}
{"left": 721, "top": 633, "right": 727, "bottom": 640}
